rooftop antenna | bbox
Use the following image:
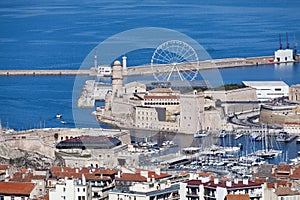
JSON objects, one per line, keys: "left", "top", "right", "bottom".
{"left": 279, "top": 33, "right": 283, "bottom": 49}
{"left": 286, "top": 32, "right": 290, "bottom": 49}
{"left": 94, "top": 47, "right": 98, "bottom": 68}
{"left": 294, "top": 33, "right": 298, "bottom": 60}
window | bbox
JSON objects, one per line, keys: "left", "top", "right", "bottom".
{"left": 21, "top": 197, "right": 25, "bottom": 200}
{"left": 0, "top": 196, "right": 3, "bottom": 200}
{"left": 11, "top": 197, "right": 15, "bottom": 200}
{"left": 83, "top": 188, "right": 85, "bottom": 192}
{"left": 275, "top": 88, "right": 282, "bottom": 91}
{"left": 63, "top": 187, "right": 66, "bottom": 192}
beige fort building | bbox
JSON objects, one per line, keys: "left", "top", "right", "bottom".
{"left": 95, "top": 60, "right": 259, "bottom": 134}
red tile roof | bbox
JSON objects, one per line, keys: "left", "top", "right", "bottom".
{"left": 0, "top": 165, "right": 8, "bottom": 170}
{"left": 32, "top": 175, "right": 46, "bottom": 180}
{"left": 197, "top": 171, "right": 212, "bottom": 177}
{"left": 10, "top": 172, "right": 33, "bottom": 182}
{"left": 144, "top": 95, "right": 179, "bottom": 99}
{"left": 226, "top": 194, "right": 250, "bottom": 200}
{"left": 50, "top": 166, "right": 115, "bottom": 181}
{"left": 186, "top": 180, "right": 203, "bottom": 186}
{"left": 0, "top": 182, "right": 35, "bottom": 196}
{"left": 266, "top": 180, "right": 289, "bottom": 189}
{"left": 290, "top": 165, "right": 300, "bottom": 179}
{"left": 148, "top": 88, "right": 174, "bottom": 93}
{"left": 115, "top": 171, "right": 171, "bottom": 182}
{"left": 36, "top": 194, "right": 49, "bottom": 200}
{"left": 275, "top": 187, "right": 300, "bottom": 196}
{"left": 277, "top": 164, "right": 292, "bottom": 173}
{"left": 50, "top": 166, "right": 117, "bottom": 175}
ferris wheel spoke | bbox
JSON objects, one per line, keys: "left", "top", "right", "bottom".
{"left": 153, "top": 57, "right": 170, "bottom": 64}
{"left": 181, "top": 70, "right": 194, "bottom": 80}
{"left": 183, "top": 52, "right": 197, "bottom": 61}
{"left": 156, "top": 51, "right": 172, "bottom": 63}
{"left": 160, "top": 49, "right": 172, "bottom": 62}
{"left": 174, "top": 65, "right": 184, "bottom": 81}
{"left": 179, "top": 48, "right": 193, "bottom": 62}
{"left": 164, "top": 47, "right": 174, "bottom": 62}
{"left": 173, "top": 46, "right": 182, "bottom": 62}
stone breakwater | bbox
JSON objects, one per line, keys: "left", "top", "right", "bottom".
{"left": 0, "top": 69, "right": 90, "bottom": 76}
{"left": 1, "top": 55, "right": 299, "bottom": 77}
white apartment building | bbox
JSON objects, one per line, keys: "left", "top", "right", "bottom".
{"left": 243, "top": 81, "right": 289, "bottom": 101}
{"left": 179, "top": 178, "right": 262, "bottom": 200}
{"left": 49, "top": 177, "right": 89, "bottom": 200}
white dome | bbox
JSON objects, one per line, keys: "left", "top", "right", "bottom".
{"left": 113, "top": 60, "right": 121, "bottom": 66}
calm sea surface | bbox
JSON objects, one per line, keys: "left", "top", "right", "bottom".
{"left": 0, "top": 1, "right": 300, "bottom": 162}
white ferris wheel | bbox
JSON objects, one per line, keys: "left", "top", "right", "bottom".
{"left": 151, "top": 40, "right": 199, "bottom": 81}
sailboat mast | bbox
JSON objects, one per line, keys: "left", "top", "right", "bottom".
{"left": 265, "top": 125, "right": 268, "bottom": 152}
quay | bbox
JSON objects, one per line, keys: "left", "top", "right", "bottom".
{"left": 0, "top": 69, "right": 90, "bottom": 76}
{"left": 1, "top": 54, "right": 299, "bottom": 77}
{"left": 125, "top": 54, "right": 299, "bottom": 77}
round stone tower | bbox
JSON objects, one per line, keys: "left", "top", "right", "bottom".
{"left": 112, "top": 60, "right": 123, "bottom": 98}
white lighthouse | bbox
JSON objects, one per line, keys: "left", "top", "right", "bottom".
{"left": 122, "top": 55, "right": 127, "bottom": 74}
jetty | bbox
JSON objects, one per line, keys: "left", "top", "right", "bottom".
{"left": 0, "top": 69, "right": 90, "bottom": 76}
{"left": 1, "top": 54, "right": 299, "bottom": 77}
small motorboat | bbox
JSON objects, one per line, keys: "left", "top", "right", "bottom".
{"left": 56, "top": 114, "right": 62, "bottom": 118}
{"left": 60, "top": 120, "right": 67, "bottom": 124}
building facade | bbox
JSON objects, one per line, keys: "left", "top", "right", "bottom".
{"left": 243, "top": 81, "right": 289, "bottom": 102}
{"left": 290, "top": 84, "right": 300, "bottom": 102}
{"left": 274, "top": 49, "right": 294, "bottom": 63}
{"left": 179, "top": 178, "right": 262, "bottom": 200}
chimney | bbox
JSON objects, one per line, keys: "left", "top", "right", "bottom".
{"left": 117, "top": 171, "right": 121, "bottom": 179}
{"left": 140, "top": 171, "right": 148, "bottom": 179}
{"left": 82, "top": 174, "right": 86, "bottom": 185}
{"left": 75, "top": 168, "right": 79, "bottom": 173}
{"left": 155, "top": 168, "right": 161, "bottom": 176}
{"left": 152, "top": 175, "right": 155, "bottom": 183}
{"left": 214, "top": 178, "right": 219, "bottom": 185}
{"left": 226, "top": 180, "right": 232, "bottom": 187}
{"left": 234, "top": 178, "right": 239, "bottom": 184}
{"left": 243, "top": 178, "right": 249, "bottom": 185}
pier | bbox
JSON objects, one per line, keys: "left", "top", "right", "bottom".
{"left": 0, "top": 69, "right": 90, "bottom": 76}
{"left": 126, "top": 56, "right": 276, "bottom": 76}
{"left": 1, "top": 55, "right": 299, "bottom": 77}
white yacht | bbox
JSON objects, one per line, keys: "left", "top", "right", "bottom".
{"left": 194, "top": 130, "right": 208, "bottom": 138}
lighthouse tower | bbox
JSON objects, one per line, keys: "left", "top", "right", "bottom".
{"left": 112, "top": 60, "right": 123, "bottom": 98}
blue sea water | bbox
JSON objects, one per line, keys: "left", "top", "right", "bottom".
{"left": 0, "top": 0, "right": 300, "bottom": 132}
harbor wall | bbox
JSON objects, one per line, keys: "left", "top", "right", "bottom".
{"left": 0, "top": 69, "right": 90, "bottom": 76}
{"left": 1, "top": 54, "right": 299, "bottom": 77}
